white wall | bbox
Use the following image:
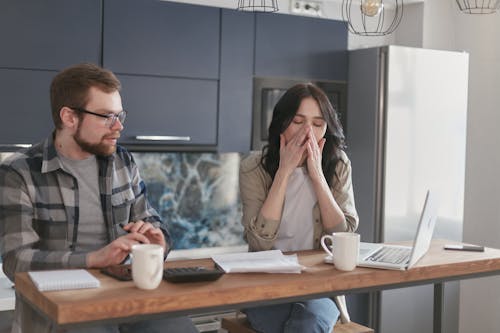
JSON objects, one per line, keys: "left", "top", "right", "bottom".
{"left": 453, "top": 11, "right": 500, "bottom": 333}
{"left": 414, "top": 2, "right": 500, "bottom": 332}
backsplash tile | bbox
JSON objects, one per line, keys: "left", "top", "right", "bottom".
{"left": 132, "top": 152, "right": 244, "bottom": 250}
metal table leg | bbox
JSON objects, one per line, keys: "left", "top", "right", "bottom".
{"left": 434, "top": 283, "right": 444, "bottom": 333}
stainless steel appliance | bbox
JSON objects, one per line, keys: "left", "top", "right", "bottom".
{"left": 346, "top": 45, "right": 469, "bottom": 333}
{"left": 252, "top": 76, "right": 347, "bottom": 150}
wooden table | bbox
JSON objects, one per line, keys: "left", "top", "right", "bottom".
{"left": 15, "top": 239, "right": 500, "bottom": 332}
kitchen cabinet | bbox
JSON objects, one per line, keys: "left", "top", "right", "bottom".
{"left": 254, "top": 13, "right": 348, "bottom": 81}
{"left": 103, "top": 0, "right": 220, "bottom": 79}
{"left": 118, "top": 75, "right": 218, "bottom": 146}
{"left": 0, "top": 0, "right": 349, "bottom": 151}
{"left": 0, "top": 0, "right": 101, "bottom": 70}
{"left": 0, "top": 0, "right": 101, "bottom": 146}
{"left": 218, "top": 10, "right": 254, "bottom": 152}
{"left": 0, "top": 69, "right": 56, "bottom": 146}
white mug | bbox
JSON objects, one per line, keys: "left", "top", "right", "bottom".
{"left": 320, "top": 232, "right": 360, "bottom": 271}
{"left": 131, "top": 244, "right": 164, "bottom": 290}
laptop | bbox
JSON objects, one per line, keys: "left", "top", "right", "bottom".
{"left": 324, "top": 190, "right": 438, "bottom": 270}
{"left": 356, "top": 190, "right": 438, "bottom": 270}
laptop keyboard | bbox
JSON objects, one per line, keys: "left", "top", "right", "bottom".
{"left": 367, "top": 246, "right": 412, "bottom": 265}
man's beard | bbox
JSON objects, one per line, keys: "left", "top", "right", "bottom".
{"left": 74, "top": 125, "right": 118, "bottom": 157}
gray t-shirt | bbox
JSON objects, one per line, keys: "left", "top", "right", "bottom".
{"left": 59, "top": 154, "right": 107, "bottom": 251}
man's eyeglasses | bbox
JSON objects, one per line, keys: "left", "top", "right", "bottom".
{"left": 71, "top": 107, "right": 127, "bottom": 128}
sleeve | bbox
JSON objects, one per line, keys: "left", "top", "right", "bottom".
{"left": 0, "top": 164, "right": 86, "bottom": 282}
{"left": 127, "top": 154, "right": 172, "bottom": 254}
{"left": 329, "top": 152, "right": 359, "bottom": 233}
{"left": 239, "top": 155, "right": 280, "bottom": 252}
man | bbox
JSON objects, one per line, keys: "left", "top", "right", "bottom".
{"left": 0, "top": 63, "right": 198, "bottom": 333}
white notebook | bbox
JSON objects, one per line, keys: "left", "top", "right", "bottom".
{"left": 28, "top": 269, "right": 100, "bottom": 292}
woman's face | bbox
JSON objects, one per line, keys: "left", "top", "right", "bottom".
{"left": 282, "top": 97, "right": 327, "bottom": 145}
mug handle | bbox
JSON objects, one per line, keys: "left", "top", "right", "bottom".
{"left": 320, "top": 235, "right": 334, "bottom": 256}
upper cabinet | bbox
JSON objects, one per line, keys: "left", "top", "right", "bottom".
{"left": 103, "top": 0, "right": 220, "bottom": 79}
{"left": 0, "top": 0, "right": 101, "bottom": 145}
{"left": 0, "top": 0, "right": 349, "bottom": 151}
{"left": 255, "top": 13, "right": 348, "bottom": 81}
{"left": 0, "top": 69, "right": 55, "bottom": 145}
{"left": 118, "top": 75, "right": 218, "bottom": 146}
{"left": 0, "top": 0, "right": 101, "bottom": 70}
{"left": 103, "top": 0, "right": 220, "bottom": 148}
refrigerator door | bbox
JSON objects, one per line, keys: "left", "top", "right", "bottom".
{"left": 346, "top": 45, "right": 468, "bottom": 333}
{"left": 382, "top": 45, "right": 467, "bottom": 244}
{"left": 380, "top": 46, "right": 468, "bottom": 333}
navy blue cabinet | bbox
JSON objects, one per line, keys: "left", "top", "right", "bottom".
{"left": 218, "top": 10, "right": 254, "bottom": 152}
{"left": 103, "top": 0, "right": 220, "bottom": 79}
{"left": 255, "top": 13, "right": 348, "bottom": 81}
{"left": 0, "top": 0, "right": 101, "bottom": 145}
{"left": 0, "top": 69, "right": 56, "bottom": 145}
{"left": 0, "top": 0, "right": 101, "bottom": 70}
{"left": 0, "top": 0, "right": 348, "bottom": 151}
{"left": 118, "top": 75, "right": 218, "bottom": 146}
{"left": 103, "top": 0, "right": 220, "bottom": 148}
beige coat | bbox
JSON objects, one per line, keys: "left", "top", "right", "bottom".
{"left": 239, "top": 150, "right": 359, "bottom": 252}
{"left": 238, "top": 150, "right": 360, "bottom": 323}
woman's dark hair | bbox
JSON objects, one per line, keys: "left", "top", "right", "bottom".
{"left": 261, "top": 83, "right": 346, "bottom": 187}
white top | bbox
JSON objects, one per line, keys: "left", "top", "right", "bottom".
{"left": 275, "top": 167, "right": 317, "bottom": 252}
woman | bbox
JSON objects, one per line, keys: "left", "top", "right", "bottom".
{"left": 239, "top": 83, "right": 359, "bottom": 333}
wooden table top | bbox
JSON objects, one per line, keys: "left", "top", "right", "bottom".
{"left": 14, "top": 239, "right": 500, "bottom": 326}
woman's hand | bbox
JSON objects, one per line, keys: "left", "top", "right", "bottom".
{"left": 305, "top": 126, "right": 326, "bottom": 184}
{"left": 278, "top": 126, "right": 308, "bottom": 176}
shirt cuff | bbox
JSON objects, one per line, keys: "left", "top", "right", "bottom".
{"left": 68, "top": 253, "right": 88, "bottom": 268}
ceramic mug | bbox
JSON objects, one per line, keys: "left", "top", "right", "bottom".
{"left": 320, "top": 232, "right": 360, "bottom": 271}
{"left": 131, "top": 244, "right": 164, "bottom": 290}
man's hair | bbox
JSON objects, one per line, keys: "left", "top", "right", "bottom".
{"left": 50, "top": 63, "right": 121, "bottom": 129}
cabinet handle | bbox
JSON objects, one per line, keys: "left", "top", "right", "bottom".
{"left": 134, "top": 135, "right": 191, "bottom": 142}
{"left": 0, "top": 143, "right": 32, "bottom": 149}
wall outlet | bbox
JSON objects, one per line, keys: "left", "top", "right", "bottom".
{"left": 290, "top": 0, "right": 323, "bottom": 17}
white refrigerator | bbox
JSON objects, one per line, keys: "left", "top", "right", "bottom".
{"left": 346, "top": 45, "right": 469, "bottom": 333}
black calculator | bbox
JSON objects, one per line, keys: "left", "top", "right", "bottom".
{"left": 163, "top": 266, "right": 225, "bottom": 283}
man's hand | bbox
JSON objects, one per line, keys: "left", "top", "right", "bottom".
{"left": 122, "top": 220, "right": 167, "bottom": 252}
{"left": 86, "top": 232, "right": 150, "bottom": 268}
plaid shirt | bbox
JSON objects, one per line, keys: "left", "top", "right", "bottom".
{"left": 0, "top": 134, "right": 171, "bottom": 282}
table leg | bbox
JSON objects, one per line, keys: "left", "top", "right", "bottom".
{"left": 433, "top": 283, "right": 444, "bottom": 333}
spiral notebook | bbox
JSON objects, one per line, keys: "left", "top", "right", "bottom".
{"left": 28, "top": 269, "right": 100, "bottom": 291}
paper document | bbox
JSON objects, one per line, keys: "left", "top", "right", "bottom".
{"left": 212, "top": 250, "right": 304, "bottom": 274}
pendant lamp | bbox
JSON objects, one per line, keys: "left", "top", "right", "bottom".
{"left": 342, "top": 0, "right": 404, "bottom": 36}
{"left": 456, "top": 0, "right": 500, "bottom": 14}
{"left": 237, "top": 0, "right": 279, "bottom": 13}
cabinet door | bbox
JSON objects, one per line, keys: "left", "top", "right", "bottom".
{"left": 0, "top": 69, "right": 56, "bottom": 146}
{"left": 255, "top": 13, "right": 348, "bottom": 81}
{"left": 104, "top": 0, "right": 220, "bottom": 79}
{"left": 0, "top": 0, "right": 101, "bottom": 70}
{"left": 118, "top": 75, "right": 218, "bottom": 146}
{"left": 218, "top": 10, "right": 254, "bottom": 152}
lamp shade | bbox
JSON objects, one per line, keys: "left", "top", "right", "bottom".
{"left": 237, "top": 0, "right": 279, "bottom": 12}
{"left": 456, "top": 0, "right": 500, "bottom": 14}
{"left": 342, "top": 0, "right": 404, "bottom": 36}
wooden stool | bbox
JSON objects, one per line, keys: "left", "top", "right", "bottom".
{"left": 221, "top": 316, "right": 374, "bottom": 333}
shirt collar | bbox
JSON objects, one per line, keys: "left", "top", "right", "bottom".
{"left": 41, "top": 133, "right": 115, "bottom": 174}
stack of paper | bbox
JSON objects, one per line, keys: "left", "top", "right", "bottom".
{"left": 212, "top": 250, "right": 304, "bottom": 274}
{"left": 28, "top": 269, "right": 100, "bottom": 291}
